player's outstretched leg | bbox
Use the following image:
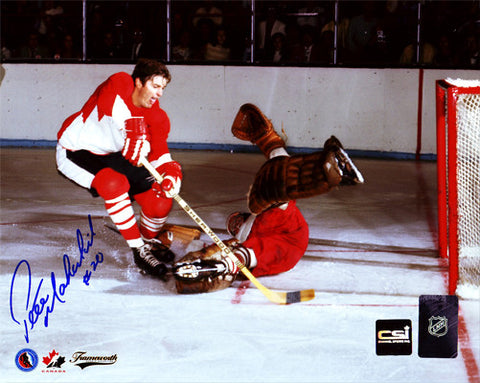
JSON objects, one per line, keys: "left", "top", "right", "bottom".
{"left": 92, "top": 168, "right": 170, "bottom": 279}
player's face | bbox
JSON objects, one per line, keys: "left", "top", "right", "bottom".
{"left": 132, "top": 75, "right": 168, "bottom": 108}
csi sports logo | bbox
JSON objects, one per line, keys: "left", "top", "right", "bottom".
{"left": 377, "top": 325, "right": 411, "bottom": 343}
{"left": 15, "top": 348, "right": 39, "bottom": 372}
{"left": 376, "top": 319, "right": 412, "bottom": 356}
{"left": 428, "top": 316, "right": 449, "bottom": 337}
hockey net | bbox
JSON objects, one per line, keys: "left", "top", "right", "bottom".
{"left": 436, "top": 78, "right": 480, "bottom": 299}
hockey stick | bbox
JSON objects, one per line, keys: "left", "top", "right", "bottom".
{"left": 139, "top": 157, "right": 315, "bottom": 304}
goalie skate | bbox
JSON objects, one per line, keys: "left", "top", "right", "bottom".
{"left": 334, "top": 147, "right": 364, "bottom": 185}
{"left": 173, "top": 259, "right": 228, "bottom": 281}
{"left": 324, "top": 135, "right": 364, "bottom": 185}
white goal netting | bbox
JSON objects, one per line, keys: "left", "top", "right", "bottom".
{"left": 454, "top": 88, "right": 480, "bottom": 299}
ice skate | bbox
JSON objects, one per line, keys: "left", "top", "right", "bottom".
{"left": 143, "top": 237, "right": 175, "bottom": 263}
{"left": 132, "top": 243, "right": 168, "bottom": 279}
{"left": 324, "top": 135, "right": 364, "bottom": 185}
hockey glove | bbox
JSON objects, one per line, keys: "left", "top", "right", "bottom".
{"left": 231, "top": 103, "right": 286, "bottom": 158}
{"left": 153, "top": 161, "right": 182, "bottom": 198}
{"left": 173, "top": 239, "right": 255, "bottom": 294}
{"left": 123, "top": 117, "right": 151, "bottom": 167}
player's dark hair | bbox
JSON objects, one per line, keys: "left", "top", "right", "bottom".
{"left": 131, "top": 58, "right": 171, "bottom": 85}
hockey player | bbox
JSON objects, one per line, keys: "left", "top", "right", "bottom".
{"left": 173, "top": 104, "right": 364, "bottom": 294}
{"left": 56, "top": 59, "right": 181, "bottom": 279}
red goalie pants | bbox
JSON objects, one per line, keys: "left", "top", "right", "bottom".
{"left": 242, "top": 201, "right": 309, "bottom": 277}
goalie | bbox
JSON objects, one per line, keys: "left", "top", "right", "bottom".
{"left": 174, "top": 104, "right": 364, "bottom": 294}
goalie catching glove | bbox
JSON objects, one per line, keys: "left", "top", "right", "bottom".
{"left": 173, "top": 239, "right": 256, "bottom": 294}
{"left": 248, "top": 135, "right": 364, "bottom": 214}
{"left": 152, "top": 160, "right": 182, "bottom": 198}
{"left": 123, "top": 117, "right": 151, "bottom": 166}
{"left": 231, "top": 103, "right": 286, "bottom": 158}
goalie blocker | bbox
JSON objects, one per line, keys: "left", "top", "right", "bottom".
{"left": 173, "top": 239, "right": 256, "bottom": 294}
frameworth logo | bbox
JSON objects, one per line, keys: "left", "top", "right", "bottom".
{"left": 70, "top": 351, "right": 117, "bottom": 369}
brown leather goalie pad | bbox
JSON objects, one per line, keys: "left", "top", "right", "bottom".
{"left": 231, "top": 103, "right": 285, "bottom": 157}
{"left": 248, "top": 150, "right": 342, "bottom": 214}
{"left": 174, "top": 239, "right": 239, "bottom": 294}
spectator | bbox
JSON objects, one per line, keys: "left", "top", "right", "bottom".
{"left": 191, "top": 18, "right": 215, "bottom": 60}
{"left": 55, "top": 33, "right": 82, "bottom": 60}
{"left": 265, "top": 32, "right": 287, "bottom": 63}
{"left": 95, "top": 31, "right": 122, "bottom": 59}
{"left": 321, "top": 17, "right": 350, "bottom": 63}
{"left": 456, "top": 33, "right": 480, "bottom": 68}
{"left": 257, "top": 7, "right": 286, "bottom": 60}
{"left": 171, "top": 11, "right": 187, "bottom": 45}
{"left": 35, "top": 0, "right": 64, "bottom": 39}
{"left": 17, "top": 31, "right": 49, "bottom": 59}
{"left": 1, "top": 45, "right": 12, "bottom": 60}
{"left": 172, "top": 29, "right": 193, "bottom": 62}
{"left": 285, "top": 23, "right": 303, "bottom": 63}
{"left": 317, "top": 30, "right": 335, "bottom": 64}
{"left": 433, "top": 33, "right": 457, "bottom": 67}
{"left": 399, "top": 39, "right": 436, "bottom": 66}
{"left": 345, "top": 1, "right": 379, "bottom": 63}
{"left": 192, "top": 0, "right": 223, "bottom": 28}
{"left": 290, "top": 26, "right": 323, "bottom": 64}
{"left": 241, "top": 35, "right": 252, "bottom": 62}
{"left": 204, "top": 25, "right": 231, "bottom": 61}
{"left": 128, "top": 28, "right": 148, "bottom": 61}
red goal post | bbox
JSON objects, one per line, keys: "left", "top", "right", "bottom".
{"left": 436, "top": 78, "right": 480, "bottom": 299}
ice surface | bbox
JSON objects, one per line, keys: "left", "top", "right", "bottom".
{"left": 1, "top": 148, "right": 478, "bottom": 382}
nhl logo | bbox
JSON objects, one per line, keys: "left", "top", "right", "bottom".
{"left": 428, "top": 316, "right": 448, "bottom": 337}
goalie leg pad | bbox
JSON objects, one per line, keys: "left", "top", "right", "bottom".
{"left": 248, "top": 153, "right": 333, "bottom": 214}
{"left": 247, "top": 136, "right": 365, "bottom": 214}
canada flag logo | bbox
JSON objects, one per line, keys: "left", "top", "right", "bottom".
{"left": 41, "top": 349, "right": 66, "bottom": 373}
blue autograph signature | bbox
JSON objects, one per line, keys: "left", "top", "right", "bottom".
{"left": 9, "top": 214, "right": 104, "bottom": 343}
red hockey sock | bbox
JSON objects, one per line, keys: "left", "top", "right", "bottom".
{"left": 105, "top": 192, "right": 143, "bottom": 248}
{"left": 139, "top": 210, "right": 167, "bottom": 239}
{"left": 92, "top": 168, "right": 143, "bottom": 248}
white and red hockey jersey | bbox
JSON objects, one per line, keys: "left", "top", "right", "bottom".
{"left": 57, "top": 72, "right": 174, "bottom": 188}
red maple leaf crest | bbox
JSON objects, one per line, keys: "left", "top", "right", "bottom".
{"left": 42, "top": 350, "right": 58, "bottom": 366}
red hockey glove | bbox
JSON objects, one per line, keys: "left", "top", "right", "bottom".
{"left": 122, "top": 117, "right": 151, "bottom": 166}
{"left": 152, "top": 161, "right": 182, "bottom": 198}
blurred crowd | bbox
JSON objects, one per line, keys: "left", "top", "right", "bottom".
{"left": 1, "top": 0, "right": 479, "bottom": 68}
